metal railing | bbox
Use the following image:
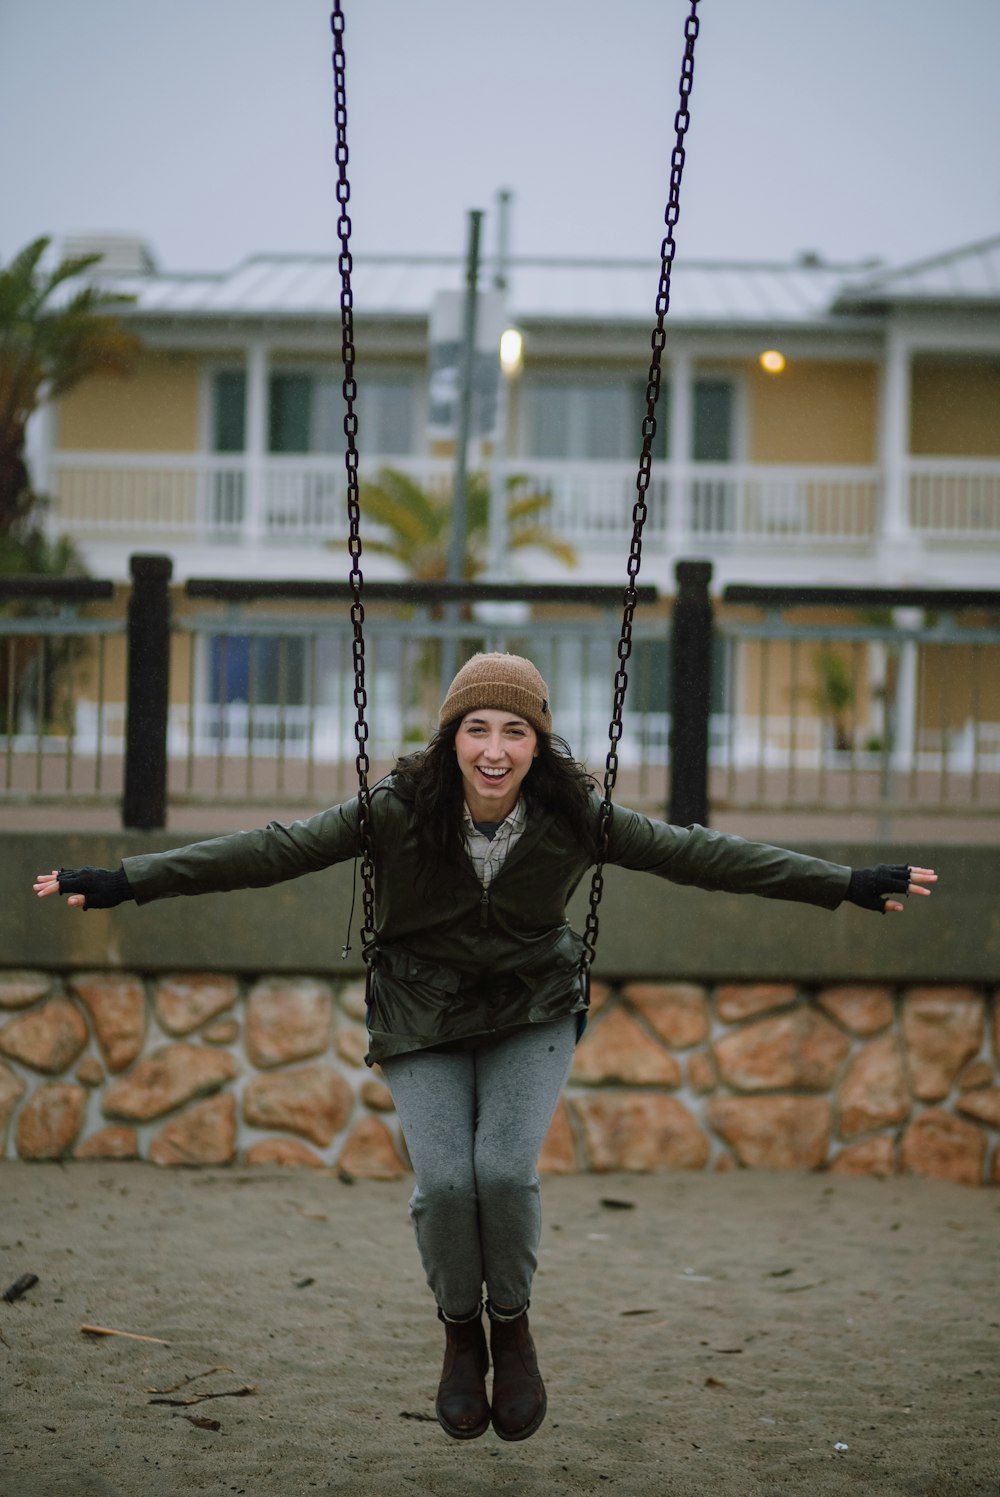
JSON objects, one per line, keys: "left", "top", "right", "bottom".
{"left": 4, "top": 559, "right": 1000, "bottom": 837}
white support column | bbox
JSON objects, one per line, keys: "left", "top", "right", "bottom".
{"left": 667, "top": 346, "right": 692, "bottom": 558}
{"left": 876, "top": 325, "right": 913, "bottom": 580}
{"left": 891, "top": 607, "right": 922, "bottom": 773}
{"left": 245, "top": 341, "right": 269, "bottom": 544}
{"left": 25, "top": 403, "right": 56, "bottom": 537}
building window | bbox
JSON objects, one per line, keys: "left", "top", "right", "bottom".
{"left": 357, "top": 376, "right": 419, "bottom": 455}
{"left": 269, "top": 374, "right": 314, "bottom": 453}
{"left": 210, "top": 370, "right": 418, "bottom": 456}
{"left": 211, "top": 371, "right": 247, "bottom": 452}
{"left": 523, "top": 379, "right": 665, "bottom": 460}
{"left": 689, "top": 379, "right": 738, "bottom": 533}
{"left": 693, "top": 379, "right": 734, "bottom": 461}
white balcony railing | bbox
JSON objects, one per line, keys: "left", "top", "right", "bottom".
{"left": 909, "top": 459, "right": 1000, "bottom": 537}
{"left": 49, "top": 451, "right": 1000, "bottom": 556}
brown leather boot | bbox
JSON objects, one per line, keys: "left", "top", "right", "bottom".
{"left": 488, "top": 1306, "right": 547, "bottom": 1441}
{"left": 435, "top": 1309, "right": 490, "bottom": 1440}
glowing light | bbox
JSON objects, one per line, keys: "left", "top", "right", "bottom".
{"left": 499, "top": 327, "right": 524, "bottom": 374}
{"left": 759, "top": 349, "right": 786, "bottom": 374}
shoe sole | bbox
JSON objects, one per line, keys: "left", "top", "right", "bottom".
{"left": 435, "top": 1406, "right": 491, "bottom": 1440}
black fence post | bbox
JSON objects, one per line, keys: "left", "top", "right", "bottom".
{"left": 668, "top": 559, "right": 714, "bottom": 827}
{"left": 122, "top": 553, "right": 172, "bottom": 830}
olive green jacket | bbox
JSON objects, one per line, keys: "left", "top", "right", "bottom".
{"left": 122, "top": 782, "right": 851, "bottom": 1063}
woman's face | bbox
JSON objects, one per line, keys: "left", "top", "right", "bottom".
{"left": 454, "top": 709, "right": 539, "bottom": 821}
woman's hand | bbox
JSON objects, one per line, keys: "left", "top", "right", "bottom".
{"left": 32, "top": 866, "right": 132, "bottom": 911}
{"left": 847, "top": 864, "right": 938, "bottom": 914}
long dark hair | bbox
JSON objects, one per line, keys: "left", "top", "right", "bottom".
{"left": 391, "top": 720, "right": 599, "bottom": 870}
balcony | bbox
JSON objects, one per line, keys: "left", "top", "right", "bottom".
{"left": 48, "top": 452, "right": 1000, "bottom": 587}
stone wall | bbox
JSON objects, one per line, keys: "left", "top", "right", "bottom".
{"left": 2, "top": 968, "right": 997, "bottom": 1186}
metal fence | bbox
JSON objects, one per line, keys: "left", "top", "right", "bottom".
{"left": 711, "top": 585, "right": 1000, "bottom": 839}
{"left": 4, "top": 561, "right": 1000, "bottom": 837}
{"left": 1, "top": 577, "right": 121, "bottom": 805}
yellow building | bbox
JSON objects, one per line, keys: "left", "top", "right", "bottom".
{"left": 18, "top": 232, "right": 1000, "bottom": 828}
{"left": 39, "top": 231, "right": 1000, "bottom": 596}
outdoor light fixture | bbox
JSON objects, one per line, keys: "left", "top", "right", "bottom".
{"left": 499, "top": 327, "right": 524, "bottom": 375}
{"left": 759, "top": 349, "right": 786, "bottom": 374}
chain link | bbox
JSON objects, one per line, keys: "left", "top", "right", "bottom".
{"left": 331, "top": 2, "right": 376, "bottom": 960}
{"left": 581, "top": 0, "right": 701, "bottom": 973}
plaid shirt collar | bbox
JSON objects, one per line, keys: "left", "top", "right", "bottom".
{"left": 462, "top": 796, "right": 528, "bottom": 887}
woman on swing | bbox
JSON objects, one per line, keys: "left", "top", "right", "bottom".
{"left": 34, "top": 651, "right": 937, "bottom": 1443}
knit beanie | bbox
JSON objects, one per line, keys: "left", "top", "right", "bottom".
{"left": 438, "top": 653, "right": 553, "bottom": 735}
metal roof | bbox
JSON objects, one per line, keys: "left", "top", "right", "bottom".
{"left": 835, "top": 234, "right": 1000, "bottom": 308}
{"left": 93, "top": 251, "right": 869, "bottom": 329}
{"left": 83, "top": 236, "right": 1000, "bottom": 329}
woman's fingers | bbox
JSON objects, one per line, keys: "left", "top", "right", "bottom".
{"left": 885, "top": 867, "right": 938, "bottom": 913}
{"left": 33, "top": 871, "right": 86, "bottom": 910}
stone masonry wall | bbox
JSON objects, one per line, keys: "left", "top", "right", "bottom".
{"left": 1, "top": 969, "right": 998, "bottom": 1185}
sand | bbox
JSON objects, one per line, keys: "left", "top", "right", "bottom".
{"left": 1, "top": 1164, "right": 997, "bottom": 1497}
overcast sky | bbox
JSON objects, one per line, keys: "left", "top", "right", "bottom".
{"left": 3, "top": 0, "right": 998, "bottom": 277}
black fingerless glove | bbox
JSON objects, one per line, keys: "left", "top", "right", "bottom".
{"left": 846, "top": 864, "right": 911, "bottom": 913}
{"left": 58, "top": 865, "right": 133, "bottom": 911}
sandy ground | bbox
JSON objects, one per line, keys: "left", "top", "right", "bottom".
{"left": 1, "top": 1165, "right": 997, "bottom": 1497}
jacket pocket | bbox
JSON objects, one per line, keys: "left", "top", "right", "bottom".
{"left": 367, "top": 947, "right": 464, "bottom": 1045}
{"left": 514, "top": 925, "right": 588, "bottom": 1021}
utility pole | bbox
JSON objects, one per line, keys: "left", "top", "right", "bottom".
{"left": 487, "top": 189, "right": 513, "bottom": 578}
{"left": 441, "top": 208, "right": 483, "bottom": 690}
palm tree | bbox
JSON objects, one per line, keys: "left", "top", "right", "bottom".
{"left": 0, "top": 236, "right": 138, "bottom": 564}
{"left": 351, "top": 465, "right": 577, "bottom": 735}
{"left": 353, "top": 466, "right": 577, "bottom": 580}
{"left": 0, "top": 237, "right": 138, "bottom": 734}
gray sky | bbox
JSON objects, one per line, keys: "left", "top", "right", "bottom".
{"left": 3, "top": 0, "right": 999, "bottom": 275}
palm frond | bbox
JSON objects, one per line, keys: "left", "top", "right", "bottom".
{"left": 508, "top": 526, "right": 578, "bottom": 569}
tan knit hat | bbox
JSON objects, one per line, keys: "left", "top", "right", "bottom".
{"left": 438, "top": 653, "right": 552, "bottom": 735}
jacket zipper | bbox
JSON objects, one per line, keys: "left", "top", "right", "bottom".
{"left": 479, "top": 887, "right": 490, "bottom": 930}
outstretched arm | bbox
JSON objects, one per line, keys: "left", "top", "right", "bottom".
{"left": 33, "top": 797, "right": 368, "bottom": 912}
{"left": 605, "top": 806, "right": 938, "bottom": 914}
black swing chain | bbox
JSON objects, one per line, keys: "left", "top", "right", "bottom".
{"left": 330, "top": 0, "right": 699, "bottom": 972}
{"left": 581, "top": 0, "right": 701, "bottom": 975}
{"left": 331, "top": 2, "right": 376, "bottom": 961}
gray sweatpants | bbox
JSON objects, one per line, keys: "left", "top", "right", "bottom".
{"left": 380, "top": 1015, "right": 578, "bottom": 1319}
